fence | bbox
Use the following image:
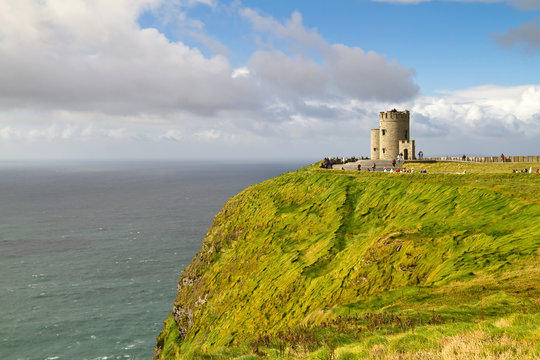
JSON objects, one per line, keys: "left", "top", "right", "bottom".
{"left": 421, "top": 155, "right": 540, "bottom": 163}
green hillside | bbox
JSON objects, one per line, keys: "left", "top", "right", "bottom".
{"left": 154, "top": 164, "right": 540, "bottom": 360}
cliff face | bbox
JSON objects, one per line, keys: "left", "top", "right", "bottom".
{"left": 154, "top": 166, "right": 540, "bottom": 359}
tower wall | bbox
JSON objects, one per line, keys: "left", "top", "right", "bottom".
{"left": 378, "top": 110, "right": 410, "bottom": 161}
{"left": 399, "top": 140, "right": 415, "bottom": 160}
{"left": 370, "top": 129, "right": 380, "bottom": 160}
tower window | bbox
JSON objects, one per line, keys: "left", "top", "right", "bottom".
{"left": 382, "top": 129, "right": 386, "bottom": 136}
{"left": 404, "top": 130, "right": 408, "bottom": 139}
{"left": 382, "top": 148, "right": 386, "bottom": 154}
{"left": 373, "top": 148, "right": 377, "bottom": 152}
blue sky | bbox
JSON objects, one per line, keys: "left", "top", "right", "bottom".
{"left": 139, "top": 0, "right": 539, "bottom": 92}
{"left": 0, "top": 0, "right": 539, "bottom": 160}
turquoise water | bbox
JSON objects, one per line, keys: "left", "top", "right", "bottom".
{"left": 0, "top": 161, "right": 305, "bottom": 360}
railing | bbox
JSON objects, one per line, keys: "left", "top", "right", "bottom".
{"left": 421, "top": 155, "right": 540, "bottom": 163}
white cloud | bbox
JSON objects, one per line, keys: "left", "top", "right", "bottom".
{"left": 239, "top": 9, "right": 328, "bottom": 51}
{"left": 0, "top": 127, "right": 22, "bottom": 141}
{"left": 0, "top": 0, "right": 256, "bottom": 116}
{"left": 249, "top": 51, "right": 327, "bottom": 97}
{"left": 194, "top": 129, "right": 221, "bottom": 140}
{"left": 241, "top": 9, "right": 419, "bottom": 102}
{"left": 160, "top": 129, "right": 184, "bottom": 141}
{"left": 187, "top": 0, "right": 216, "bottom": 7}
{"left": 231, "top": 67, "right": 250, "bottom": 79}
{"left": 105, "top": 128, "right": 128, "bottom": 140}
{"left": 413, "top": 85, "right": 540, "bottom": 138}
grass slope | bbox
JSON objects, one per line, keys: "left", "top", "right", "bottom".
{"left": 154, "top": 164, "right": 540, "bottom": 359}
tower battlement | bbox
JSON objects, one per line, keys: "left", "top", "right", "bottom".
{"left": 379, "top": 109, "right": 409, "bottom": 122}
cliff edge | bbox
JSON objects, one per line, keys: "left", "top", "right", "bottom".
{"left": 154, "top": 165, "right": 540, "bottom": 359}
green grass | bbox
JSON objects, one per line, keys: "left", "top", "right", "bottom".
{"left": 404, "top": 161, "right": 540, "bottom": 174}
{"left": 154, "top": 162, "right": 540, "bottom": 359}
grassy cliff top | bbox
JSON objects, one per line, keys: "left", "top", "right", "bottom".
{"left": 155, "top": 163, "right": 540, "bottom": 359}
{"left": 403, "top": 161, "right": 540, "bottom": 174}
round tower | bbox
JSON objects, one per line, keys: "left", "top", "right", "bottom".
{"left": 378, "top": 110, "right": 410, "bottom": 161}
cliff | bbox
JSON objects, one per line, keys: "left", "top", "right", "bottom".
{"left": 154, "top": 164, "right": 540, "bottom": 359}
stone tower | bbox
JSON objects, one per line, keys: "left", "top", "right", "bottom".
{"left": 371, "top": 109, "right": 415, "bottom": 161}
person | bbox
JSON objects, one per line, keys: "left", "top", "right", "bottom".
{"left": 383, "top": 168, "right": 388, "bottom": 173}
{"left": 462, "top": 154, "right": 466, "bottom": 161}
{"left": 372, "top": 162, "right": 376, "bottom": 171}
{"left": 392, "top": 159, "right": 396, "bottom": 167}
{"left": 530, "top": 167, "right": 533, "bottom": 173}
{"left": 501, "top": 153, "right": 505, "bottom": 163}
{"left": 357, "top": 164, "right": 361, "bottom": 171}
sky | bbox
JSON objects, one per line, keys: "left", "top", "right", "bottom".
{"left": 0, "top": 0, "right": 539, "bottom": 160}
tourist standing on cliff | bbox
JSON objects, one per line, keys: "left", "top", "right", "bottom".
{"left": 501, "top": 153, "right": 505, "bottom": 162}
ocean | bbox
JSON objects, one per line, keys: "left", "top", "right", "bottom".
{"left": 0, "top": 160, "right": 307, "bottom": 360}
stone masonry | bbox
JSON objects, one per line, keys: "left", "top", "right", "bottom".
{"left": 371, "top": 109, "right": 415, "bottom": 161}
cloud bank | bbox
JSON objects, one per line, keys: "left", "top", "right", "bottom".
{"left": 413, "top": 85, "right": 540, "bottom": 137}
{"left": 0, "top": 0, "right": 421, "bottom": 157}
{"left": 0, "top": 0, "right": 258, "bottom": 116}
{"left": 0, "top": 0, "right": 538, "bottom": 159}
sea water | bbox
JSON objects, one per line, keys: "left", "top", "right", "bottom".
{"left": 0, "top": 160, "right": 307, "bottom": 360}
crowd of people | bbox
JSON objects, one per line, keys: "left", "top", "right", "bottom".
{"left": 391, "top": 168, "right": 427, "bottom": 173}
{"left": 320, "top": 156, "right": 368, "bottom": 169}
{"left": 513, "top": 168, "right": 539, "bottom": 173}
{"left": 363, "top": 167, "right": 428, "bottom": 174}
